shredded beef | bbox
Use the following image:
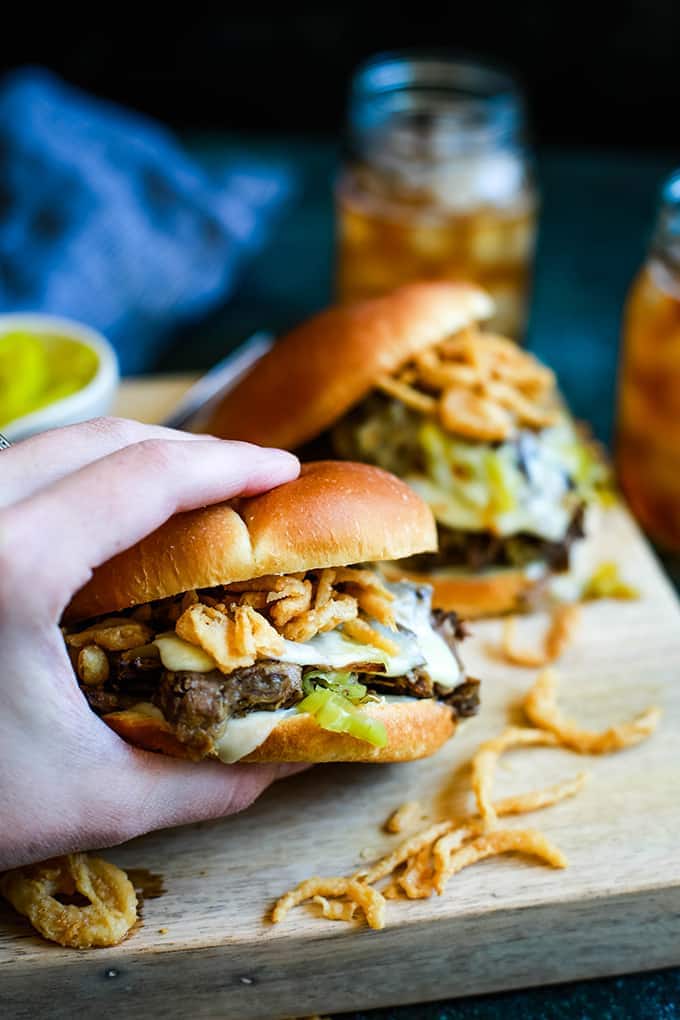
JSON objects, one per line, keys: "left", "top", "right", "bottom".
{"left": 218, "top": 660, "right": 304, "bottom": 715}
{"left": 82, "top": 687, "right": 122, "bottom": 715}
{"left": 441, "top": 677, "right": 481, "bottom": 716}
{"left": 153, "top": 661, "right": 304, "bottom": 755}
{"left": 431, "top": 608, "right": 468, "bottom": 644}
{"left": 109, "top": 652, "right": 162, "bottom": 700}
{"left": 405, "top": 505, "right": 586, "bottom": 573}
{"left": 154, "top": 672, "right": 230, "bottom": 757}
{"left": 369, "top": 669, "right": 437, "bottom": 700}
{"left": 369, "top": 668, "right": 480, "bottom": 718}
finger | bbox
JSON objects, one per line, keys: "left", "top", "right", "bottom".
{"left": 3, "top": 438, "right": 299, "bottom": 616}
{"left": 0, "top": 417, "right": 221, "bottom": 508}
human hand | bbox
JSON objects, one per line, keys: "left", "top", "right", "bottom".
{"left": 0, "top": 417, "right": 301, "bottom": 870}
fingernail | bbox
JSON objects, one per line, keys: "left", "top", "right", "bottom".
{"left": 257, "top": 448, "right": 300, "bottom": 468}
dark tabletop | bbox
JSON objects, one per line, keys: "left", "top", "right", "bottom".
{"left": 162, "top": 136, "right": 680, "bottom": 1019}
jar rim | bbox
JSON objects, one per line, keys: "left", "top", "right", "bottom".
{"left": 346, "top": 50, "right": 526, "bottom": 157}
{"left": 662, "top": 168, "right": 680, "bottom": 205}
{"left": 350, "top": 50, "right": 521, "bottom": 104}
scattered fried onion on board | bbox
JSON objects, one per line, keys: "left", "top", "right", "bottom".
{"left": 272, "top": 660, "right": 662, "bottom": 931}
{"left": 493, "top": 772, "right": 589, "bottom": 819}
{"left": 501, "top": 604, "right": 582, "bottom": 668}
{"left": 524, "top": 668, "right": 662, "bottom": 753}
{"left": 272, "top": 877, "right": 385, "bottom": 930}
{"left": 312, "top": 896, "right": 358, "bottom": 922}
{"left": 0, "top": 853, "right": 137, "bottom": 948}
{"left": 433, "top": 829, "right": 567, "bottom": 894}
{"left": 471, "top": 726, "right": 587, "bottom": 828}
{"left": 384, "top": 799, "right": 423, "bottom": 834}
{"left": 273, "top": 777, "right": 577, "bottom": 926}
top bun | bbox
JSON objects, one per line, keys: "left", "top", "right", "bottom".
{"left": 65, "top": 461, "right": 437, "bottom": 622}
{"left": 205, "top": 282, "right": 493, "bottom": 449}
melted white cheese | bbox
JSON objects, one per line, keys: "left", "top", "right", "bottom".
{"left": 154, "top": 632, "right": 216, "bottom": 672}
{"left": 390, "top": 582, "right": 461, "bottom": 690}
{"left": 278, "top": 629, "right": 387, "bottom": 669}
{"left": 278, "top": 624, "right": 442, "bottom": 679}
{"left": 407, "top": 421, "right": 587, "bottom": 543}
{"left": 213, "top": 708, "right": 296, "bottom": 764}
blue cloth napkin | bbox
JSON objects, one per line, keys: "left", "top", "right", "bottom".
{"left": 0, "top": 68, "right": 295, "bottom": 373}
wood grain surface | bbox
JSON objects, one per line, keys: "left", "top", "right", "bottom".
{"left": 2, "top": 377, "right": 680, "bottom": 1020}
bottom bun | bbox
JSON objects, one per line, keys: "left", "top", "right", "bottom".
{"left": 380, "top": 562, "right": 540, "bottom": 618}
{"left": 103, "top": 699, "right": 457, "bottom": 764}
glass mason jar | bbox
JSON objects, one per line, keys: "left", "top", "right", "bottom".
{"left": 617, "top": 170, "right": 680, "bottom": 551}
{"left": 335, "top": 53, "right": 538, "bottom": 340}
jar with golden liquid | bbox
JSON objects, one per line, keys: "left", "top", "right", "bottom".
{"left": 617, "top": 170, "right": 680, "bottom": 551}
{"left": 335, "top": 53, "right": 538, "bottom": 339}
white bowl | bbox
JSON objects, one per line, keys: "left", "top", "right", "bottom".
{"left": 0, "top": 314, "right": 119, "bottom": 443}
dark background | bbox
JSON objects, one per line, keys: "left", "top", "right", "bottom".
{"left": 3, "top": 4, "right": 680, "bottom": 146}
{"left": 2, "top": 5, "right": 680, "bottom": 449}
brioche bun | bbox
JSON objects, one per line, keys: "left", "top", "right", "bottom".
{"left": 379, "top": 562, "right": 538, "bottom": 618}
{"left": 65, "top": 460, "right": 436, "bottom": 623}
{"left": 205, "top": 282, "right": 492, "bottom": 449}
{"left": 102, "top": 697, "right": 458, "bottom": 763}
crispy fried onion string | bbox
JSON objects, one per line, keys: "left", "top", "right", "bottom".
{"left": 176, "top": 602, "right": 284, "bottom": 673}
{"left": 374, "top": 374, "right": 438, "bottom": 415}
{"left": 312, "top": 896, "right": 358, "bottom": 922}
{"left": 174, "top": 567, "right": 396, "bottom": 668}
{"left": 384, "top": 799, "right": 424, "bottom": 834}
{"left": 272, "top": 877, "right": 385, "bottom": 930}
{"left": 433, "top": 829, "right": 567, "bottom": 894}
{"left": 354, "top": 822, "right": 455, "bottom": 886}
{"left": 343, "top": 617, "right": 399, "bottom": 655}
{"left": 524, "top": 669, "right": 662, "bottom": 753}
{"left": 502, "top": 604, "right": 582, "bottom": 668}
{"left": 0, "top": 853, "right": 137, "bottom": 948}
{"left": 376, "top": 328, "right": 558, "bottom": 439}
{"left": 65, "top": 618, "right": 153, "bottom": 652}
{"left": 492, "top": 771, "right": 589, "bottom": 818}
{"left": 471, "top": 726, "right": 561, "bottom": 829}
{"left": 398, "top": 846, "right": 437, "bottom": 900}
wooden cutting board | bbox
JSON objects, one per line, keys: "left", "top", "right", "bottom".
{"left": 2, "top": 376, "right": 680, "bottom": 1020}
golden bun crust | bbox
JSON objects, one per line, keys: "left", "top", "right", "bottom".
{"left": 65, "top": 461, "right": 436, "bottom": 622}
{"left": 103, "top": 698, "right": 458, "bottom": 764}
{"left": 205, "top": 282, "right": 493, "bottom": 449}
{"left": 103, "top": 710, "right": 188, "bottom": 758}
{"left": 380, "top": 562, "right": 537, "bottom": 618}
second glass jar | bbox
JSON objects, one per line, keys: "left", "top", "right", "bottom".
{"left": 335, "top": 53, "right": 538, "bottom": 340}
{"left": 617, "top": 169, "right": 680, "bottom": 552}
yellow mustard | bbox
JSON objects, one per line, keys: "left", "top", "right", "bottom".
{"left": 0, "top": 332, "right": 98, "bottom": 428}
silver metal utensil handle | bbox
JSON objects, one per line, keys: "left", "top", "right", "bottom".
{"left": 161, "top": 331, "right": 274, "bottom": 431}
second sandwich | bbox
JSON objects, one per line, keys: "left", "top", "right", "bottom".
{"left": 207, "top": 283, "right": 606, "bottom": 617}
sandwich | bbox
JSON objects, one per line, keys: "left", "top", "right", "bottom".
{"left": 63, "top": 461, "right": 479, "bottom": 763}
{"left": 206, "top": 283, "right": 606, "bottom": 617}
